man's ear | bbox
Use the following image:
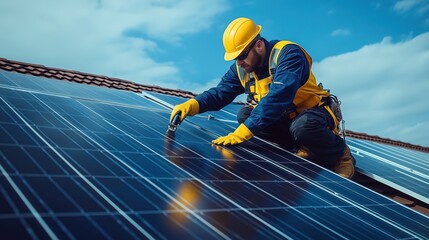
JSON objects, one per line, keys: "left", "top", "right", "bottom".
{"left": 256, "top": 39, "right": 262, "bottom": 48}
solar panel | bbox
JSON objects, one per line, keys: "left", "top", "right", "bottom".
{"left": 348, "top": 138, "right": 429, "bottom": 203}
{"left": 1, "top": 72, "right": 429, "bottom": 239}
{"left": 0, "top": 70, "right": 163, "bottom": 110}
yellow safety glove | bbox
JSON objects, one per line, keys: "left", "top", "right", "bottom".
{"left": 170, "top": 98, "right": 199, "bottom": 122}
{"left": 212, "top": 124, "right": 254, "bottom": 146}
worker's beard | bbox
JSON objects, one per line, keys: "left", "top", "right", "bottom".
{"left": 243, "top": 49, "right": 262, "bottom": 73}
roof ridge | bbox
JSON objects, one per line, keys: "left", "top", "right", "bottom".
{"left": 0, "top": 57, "right": 428, "bottom": 152}
{"left": 346, "top": 130, "right": 429, "bottom": 153}
{"left": 0, "top": 57, "right": 196, "bottom": 98}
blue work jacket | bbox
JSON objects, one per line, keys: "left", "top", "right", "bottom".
{"left": 195, "top": 38, "right": 311, "bottom": 134}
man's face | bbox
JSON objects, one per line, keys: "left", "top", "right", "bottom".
{"left": 236, "top": 40, "right": 262, "bottom": 73}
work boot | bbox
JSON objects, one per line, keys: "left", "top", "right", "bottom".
{"left": 295, "top": 146, "right": 316, "bottom": 161}
{"left": 334, "top": 145, "right": 356, "bottom": 179}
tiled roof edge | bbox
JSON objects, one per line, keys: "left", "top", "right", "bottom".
{"left": 0, "top": 57, "right": 197, "bottom": 99}
{"left": 346, "top": 130, "right": 429, "bottom": 153}
{"left": 1, "top": 57, "right": 428, "bottom": 152}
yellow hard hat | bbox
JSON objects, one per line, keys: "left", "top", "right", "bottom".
{"left": 223, "top": 17, "right": 262, "bottom": 61}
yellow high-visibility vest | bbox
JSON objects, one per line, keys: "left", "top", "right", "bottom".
{"left": 236, "top": 41, "right": 340, "bottom": 133}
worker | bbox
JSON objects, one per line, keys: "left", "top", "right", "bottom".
{"left": 169, "top": 17, "right": 355, "bottom": 179}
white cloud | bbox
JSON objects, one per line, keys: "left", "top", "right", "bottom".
{"left": 393, "top": 0, "right": 428, "bottom": 13}
{"left": 313, "top": 32, "right": 429, "bottom": 146}
{"left": 417, "top": 2, "right": 429, "bottom": 14}
{"left": 394, "top": 0, "right": 421, "bottom": 12}
{"left": 331, "top": 28, "right": 351, "bottom": 37}
{"left": 0, "top": 0, "right": 228, "bottom": 88}
{"left": 190, "top": 77, "right": 221, "bottom": 95}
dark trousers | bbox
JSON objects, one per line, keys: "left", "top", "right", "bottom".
{"left": 237, "top": 106, "right": 346, "bottom": 168}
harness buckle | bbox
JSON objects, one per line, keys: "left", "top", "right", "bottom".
{"left": 325, "top": 94, "right": 347, "bottom": 141}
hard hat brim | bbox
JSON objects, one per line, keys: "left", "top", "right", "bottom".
{"left": 224, "top": 50, "right": 241, "bottom": 61}
{"left": 224, "top": 25, "right": 262, "bottom": 61}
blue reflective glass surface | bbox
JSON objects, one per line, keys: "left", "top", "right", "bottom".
{"left": 1, "top": 72, "right": 429, "bottom": 239}
{"left": 349, "top": 138, "right": 429, "bottom": 203}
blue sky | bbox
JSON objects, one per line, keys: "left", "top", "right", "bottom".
{"left": 1, "top": 0, "right": 428, "bottom": 146}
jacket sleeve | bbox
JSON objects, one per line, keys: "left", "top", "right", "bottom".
{"left": 194, "top": 63, "right": 245, "bottom": 113}
{"left": 244, "top": 44, "right": 310, "bottom": 133}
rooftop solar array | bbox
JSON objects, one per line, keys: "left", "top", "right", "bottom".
{"left": 1, "top": 70, "right": 429, "bottom": 239}
{"left": 348, "top": 138, "right": 429, "bottom": 203}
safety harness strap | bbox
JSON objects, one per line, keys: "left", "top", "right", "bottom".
{"left": 235, "top": 40, "right": 343, "bottom": 135}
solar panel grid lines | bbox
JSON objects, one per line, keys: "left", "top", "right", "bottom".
{"left": 395, "top": 169, "right": 429, "bottom": 185}
{"left": 349, "top": 138, "right": 429, "bottom": 172}
{"left": 2, "top": 72, "right": 429, "bottom": 239}
{"left": 234, "top": 145, "right": 429, "bottom": 239}
{"left": 77, "top": 100, "right": 297, "bottom": 240}
{"left": 348, "top": 138, "right": 429, "bottom": 203}
{"left": 65, "top": 102, "right": 288, "bottom": 236}
{"left": 351, "top": 145, "right": 429, "bottom": 181}
{"left": 350, "top": 139, "right": 424, "bottom": 164}
{"left": 83, "top": 113, "right": 374, "bottom": 239}
{"left": 75, "top": 98, "right": 426, "bottom": 240}
{"left": 123, "top": 96, "right": 424, "bottom": 236}
{"left": 0, "top": 95, "right": 156, "bottom": 240}
{"left": 372, "top": 141, "right": 429, "bottom": 160}
{"left": 33, "top": 94, "right": 234, "bottom": 240}
{"left": 0, "top": 101, "right": 150, "bottom": 238}
{"left": 4, "top": 90, "right": 338, "bottom": 238}
{"left": 25, "top": 87, "right": 298, "bottom": 238}
{"left": 0, "top": 95, "right": 226, "bottom": 238}
{"left": 133, "top": 134, "right": 341, "bottom": 238}
{"left": 0, "top": 96, "right": 424, "bottom": 240}
{"left": 0, "top": 164, "right": 58, "bottom": 240}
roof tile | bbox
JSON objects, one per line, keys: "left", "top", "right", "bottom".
{"left": 16, "top": 68, "right": 27, "bottom": 73}
{"left": 10, "top": 63, "right": 22, "bottom": 68}
{"left": 2, "top": 65, "right": 13, "bottom": 71}
{"left": 32, "top": 70, "right": 42, "bottom": 76}
{"left": 42, "top": 71, "right": 53, "bottom": 78}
